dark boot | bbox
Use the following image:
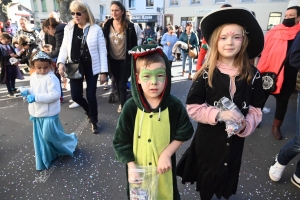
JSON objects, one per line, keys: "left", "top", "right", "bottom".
{"left": 272, "top": 119, "right": 283, "bottom": 140}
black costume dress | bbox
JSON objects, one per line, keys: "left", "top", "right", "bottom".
{"left": 177, "top": 66, "right": 265, "bottom": 200}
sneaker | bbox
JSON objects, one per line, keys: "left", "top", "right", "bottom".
{"left": 69, "top": 99, "right": 74, "bottom": 103}
{"left": 69, "top": 102, "right": 80, "bottom": 109}
{"left": 91, "top": 122, "right": 99, "bottom": 134}
{"left": 269, "top": 155, "right": 286, "bottom": 182}
{"left": 117, "top": 104, "right": 122, "bottom": 113}
{"left": 291, "top": 173, "right": 300, "bottom": 189}
{"left": 103, "top": 82, "right": 109, "bottom": 90}
{"left": 8, "top": 92, "right": 14, "bottom": 97}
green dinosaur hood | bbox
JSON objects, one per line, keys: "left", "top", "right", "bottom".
{"left": 129, "top": 44, "right": 171, "bottom": 113}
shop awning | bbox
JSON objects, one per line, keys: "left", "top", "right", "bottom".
{"left": 15, "top": 11, "right": 31, "bottom": 17}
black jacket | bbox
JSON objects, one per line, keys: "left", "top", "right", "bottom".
{"left": 289, "top": 32, "right": 300, "bottom": 69}
{"left": 102, "top": 18, "right": 137, "bottom": 74}
{"left": 46, "top": 23, "right": 66, "bottom": 58}
{"left": 19, "top": 41, "right": 40, "bottom": 65}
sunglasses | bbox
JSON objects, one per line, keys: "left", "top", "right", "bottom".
{"left": 71, "top": 11, "right": 86, "bottom": 16}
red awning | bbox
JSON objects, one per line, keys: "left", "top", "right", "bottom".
{"left": 15, "top": 11, "right": 31, "bottom": 17}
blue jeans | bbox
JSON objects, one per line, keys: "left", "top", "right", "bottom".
{"left": 69, "top": 65, "right": 99, "bottom": 123}
{"left": 181, "top": 51, "right": 193, "bottom": 74}
{"left": 278, "top": 92, "right": 300, "bottom": 178}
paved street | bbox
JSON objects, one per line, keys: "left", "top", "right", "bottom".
{"left": 0, "top": 61, "right": 299, "bottom": 200}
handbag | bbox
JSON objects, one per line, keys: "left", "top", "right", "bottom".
{"left": 64, "top": 26, "right": 90, "bottom": 79}
{"left": 261, "top": 51, "right": 290, "bottom": 93}
{"left": 261, "top": 71, "right": 277, "bottom": 92}
{"left": 188, "top": 39, "right": 197, "bottom": 58}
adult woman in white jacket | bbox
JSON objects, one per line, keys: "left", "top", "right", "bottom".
{"left": 57, "top": 0, "right": 108, "bottom": 134}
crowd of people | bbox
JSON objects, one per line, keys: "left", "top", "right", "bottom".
{"left": 1, "top": 0, "right": 300, "bottom": 199}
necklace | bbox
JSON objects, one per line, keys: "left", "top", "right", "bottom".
{"left": 112, "top": 26, "right": 120, "bottom": 45}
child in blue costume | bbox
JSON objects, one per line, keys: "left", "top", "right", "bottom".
{"left": 113, "top": 44, "right": 194, "bottom": 199}
{"left": 21, "top": 51, "right": 78, "bottom": 171}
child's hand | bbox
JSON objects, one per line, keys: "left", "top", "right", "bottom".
{"left": 20, "top": 88, "right": 28, "bottom": 97}
{"left": 157, "top": 151, "right": 172, "bottom": 174}
{"left": 217, "top": 110, "right": 244, "bottom": 123}
{"left": 234, "top": 119, "right": 246, "bottom": 134}
{"left": 27, "top": 95, "right": 35, "bottom": 103}
{"left": 127, "top": 162, "right": 142, "bottom": 183}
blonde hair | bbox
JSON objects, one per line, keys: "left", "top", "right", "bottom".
{"left": 194, "top": 23, "right": 252, "bottom": 87}
{"left": 18, "top": 35, "right": 30, "bottom": 46}
{"left": 69, "top": 0, "right": 95, "bottom": 26}
{"left": 136, "top": 53, "right": 166, "bottom": 73}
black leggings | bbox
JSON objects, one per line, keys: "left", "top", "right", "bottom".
{"left": 110, "top": 59, "right": 130, "bottom": 107}
{"left": 262, "top": 91, "right": 293, "bottom": 121}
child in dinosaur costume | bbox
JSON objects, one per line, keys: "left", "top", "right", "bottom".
{"left": 113, "top": 44, "right": 194, "bottom": 199}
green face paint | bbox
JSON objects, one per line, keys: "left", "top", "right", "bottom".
{"left": 140, "top": 68, "right": 166, "bottom": 84}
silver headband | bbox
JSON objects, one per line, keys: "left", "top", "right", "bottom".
{"left": 32, "top": 51, "right": 51, "bottom": 61}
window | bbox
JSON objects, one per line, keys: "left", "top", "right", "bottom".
{"left": 53, "top": 0, "right": 59, "bottom": 11}
{"left": 191, "top": 0, "right": 201, "bottom": 4}
{"left": 267, "top": 12, "right": 282, "bottom": 30}
{"left": 214, "top": 0, "right": 226, "bottom": 3}
{"left": 129, "top": 0, "right": 136, "bottom": 9}
{"left": 100, "top": 5, "right": 107, "bottom": 21}
{"left": 41, "top": 0, "right": 47, "bottom": 12}
{"left": 170, "top": 0, "right": 179, "bottom": 6}
{"left": 146, "top": 0, "right": 154, "bottom": 7}
{"left": 33, "top": 0, "right": 38, "bottom": 12}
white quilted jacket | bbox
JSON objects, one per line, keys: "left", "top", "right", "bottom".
{"left": 57, "top": 21, "right": 108, "bottom": 75}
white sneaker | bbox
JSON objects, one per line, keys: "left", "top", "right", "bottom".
{"left": 69, "top": 99, "right": 74, "bottom": 103}
{"left": 269, "top": 155, "right": 286, "bottom": 182}
{"left": 117, "top": 104, "right": 122, "bottom": 113}
{"left": 69, "top": 102, "right": 80, "bottom": 109}
{"left": 291, "top": 173, "right": 300, "bottom": 189}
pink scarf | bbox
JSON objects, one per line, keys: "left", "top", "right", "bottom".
{"left": 257, "top": 23, "right": 300, "bottom": 94}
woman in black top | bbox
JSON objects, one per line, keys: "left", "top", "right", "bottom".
{"left": 57, "top": 0, "right": 108, "bottom": 134}
{"left": 103, "top": 1, "right": 137, "bottom": 113}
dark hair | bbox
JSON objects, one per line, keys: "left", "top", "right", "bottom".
{"left": 0, "top": 32, "right": 12, "bottom": 40}
{"left": 221, "top": 4, "right": 232, "bottom": 8}
{"left": 186, "top": 22, "right": 193, "bottom": 27}
{"left": 42, "top": 17, "right": 60, "bottom": 32}
{"left": 287, "top": 6, "right": 300, "bottom": 17}
{"left": 111, "top": 1, "right": 129, "bottom": 33}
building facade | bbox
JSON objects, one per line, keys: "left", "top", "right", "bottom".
{"left": 30, "top": 0, "right": 112, "bottom": 28}
{"left": 7, "top": 2, "right": 33, "bottom": 28}
{"left": 123, "top": 0, "right": 164, "bottom": 31}
{"left": 164, "top": 0, "right": 291, "bottom": 33}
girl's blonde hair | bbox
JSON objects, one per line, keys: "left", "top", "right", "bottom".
{"left": 194, "top": 23, "right": 253, "bottom": 87}
{"left": 69, "top": 0, "right": 95, "bottom": 26}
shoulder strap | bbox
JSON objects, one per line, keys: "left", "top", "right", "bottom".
{"left": 80, "top": 26, "right": 90, "bottom": 56}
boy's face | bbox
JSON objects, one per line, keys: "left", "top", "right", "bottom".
{"left": 137, "top": 62, "right": 166, "bottom": 101}
{"left": 43, "top": 47, "right": 51, "bottom": 52}
{"left": 1, "top": 37, "right": 10, "bottom": 45}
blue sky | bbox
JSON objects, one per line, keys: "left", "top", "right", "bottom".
{"left": 18, "top": 0, "right": 32, "bottom": 9}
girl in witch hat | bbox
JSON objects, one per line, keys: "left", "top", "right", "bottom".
{"left": 176, "top": 7, "right": 265, "bottom": 200}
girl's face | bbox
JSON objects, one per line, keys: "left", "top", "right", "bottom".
{"left": 217, "top": 24, "right": 243, "bottom": 62}
{"left": 34, "top": 61, "right": 51, "bottom": 75}
{"left": 111, "top": 4, "right": 124, "bottom": 21}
